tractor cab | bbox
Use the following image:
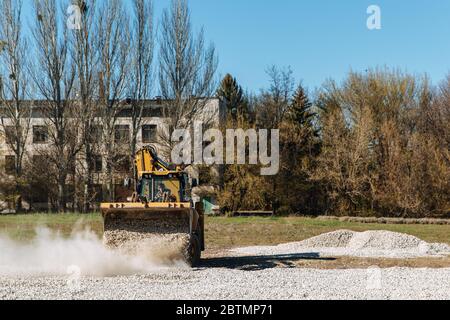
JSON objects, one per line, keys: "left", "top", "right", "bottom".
{"left": 137, "top": 172, "right": 190, "bottom": 203}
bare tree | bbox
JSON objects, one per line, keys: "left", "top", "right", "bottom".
{"left": 435, "top": 75, "right": 450, "bottom": 166}
{"left": 0, "top": 0, "right": 31, "bottom": 211}
{"left": 128, "top": 0, "right": 154, "bottom": 181}
{"left": 312, "top": 68, "right": 449, "bottom": 217}
{"left": 314, "top": 92, "right": 375, "bottom": 214}
{"left": 253, "top": 66, "right": 295, "bottom": 213}
{"left": 256, "top": 66, "right": 294, "bottom": 129}
{"left": 95, "top": 0, "right": 130, "bottom": 201}
{"left": 31, "top": 0, "right": 79, "bottom": 212}
{"left": 70, "top": 0, "right": 100, "bottom": 211}
{"left": 158, "top": 0, "right": 218, "bottom": 157}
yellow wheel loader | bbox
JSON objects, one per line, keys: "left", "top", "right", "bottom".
{"left": 100, "top": 146, "right": 205, "bottom": 267}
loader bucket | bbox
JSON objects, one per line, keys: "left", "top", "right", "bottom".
{"left": 101, "top": 206, "right": 200, "bottom": 266}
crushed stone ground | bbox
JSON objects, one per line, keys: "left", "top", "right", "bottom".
{"left": 1, "top": 229, "right": 450, "bottom": 300}
{"left": 232, "top": 230, "right": 450, "bottom": 258}
{"left": 1, "top": 267, "right": 450, "bottom": 300}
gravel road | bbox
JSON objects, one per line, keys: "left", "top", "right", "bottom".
{"left": 1, "top": 267, "right": 450, "bottom": 300}
{"left": 1, "top": 229, "right": 449, "bottom": 300}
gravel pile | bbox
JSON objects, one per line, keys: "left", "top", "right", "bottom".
{"left": 233, "top": 230, "right": 450, "bottom": 258}
{"left": 1, "top": 267, "right": 449, "bottom": 300}
{"left": 300, "top": 230, "right": 355, "bottom": 248}
{"left": 104, "top": 230, "right": 190, "bottom": 264}
{"left": 103, "top": 216, "right": 191, "bottom": 264}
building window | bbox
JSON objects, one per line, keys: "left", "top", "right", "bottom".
{"left": 31, "top": 187, "right": 48, "bottom": 203}
{"left": 89, "top": 155, "right": 103, "bottom": 173}
{"left": 31, "top": 155, "right": 49, "bottom": 203}
{"left": 114, "top": 125, "right": 130, "bottom": 143}
{"left": 142, "top": 124, "right": 157, "bottom": 143}
{"left": 5, "top": 156, "right": 15, "bottom": 175}
{"left": 4, "top": 126, "right": 15, "bottom": 145}
{"left": 33, "top": 126, "right": 48, "bottom": 144}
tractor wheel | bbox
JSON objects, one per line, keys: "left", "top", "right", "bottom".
{"left": 185, "top": 234, "right": 201, "bottom": 267}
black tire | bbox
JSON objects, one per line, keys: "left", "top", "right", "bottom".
{"left": 186, "top": 234, "right": 201, "bottom": 267}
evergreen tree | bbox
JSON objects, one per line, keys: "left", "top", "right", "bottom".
{"left": 274, "top": 84, "right": 319, "bottom": 215}
{"left": 287, "top": 85, "right": 316, "bottom": 132}
{"left": 217, "top": 74, "right": 248, "bottom": 120}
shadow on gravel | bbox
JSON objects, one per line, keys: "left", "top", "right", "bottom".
{"left": 199, "top": 253, "right": 335, "bottom": 271}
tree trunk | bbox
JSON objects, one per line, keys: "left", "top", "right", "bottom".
{"left": 106, "top": 158, "right": 114, "bottom": 202}
{"left": 131, "top": 133, "right": 137, "bottom": 188}
{"left": 14, "top": 151, "right": 23, "bottom": 212}
{"left": 57, "top": 174, "right": 66, "bottom": 213}
{"left": 83, "top": 143, "right": 93, "bottom": 212}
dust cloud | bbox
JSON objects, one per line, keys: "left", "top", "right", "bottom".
{"left": 0, "top": 227, "right": 187, "bottom": 277}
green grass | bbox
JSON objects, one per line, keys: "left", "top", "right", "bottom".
{"left": 1, "top": 214, "right": 450, "bottom": 249}
{"left": 0, "top": 213, "right": 103, "bottom": 242}
{"left": 205, "top": 216, "right": 450, "bottom": 249}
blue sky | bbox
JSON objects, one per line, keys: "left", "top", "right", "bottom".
{"left": 185, "top": 0, "right": 450, "bottom": 92}
{"left": 22, "top": 0, "right": 450, "bottom": 93}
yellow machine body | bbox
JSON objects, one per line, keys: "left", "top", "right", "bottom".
{"left": 101, "top": 146, "right": 204, "bottom": 266}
